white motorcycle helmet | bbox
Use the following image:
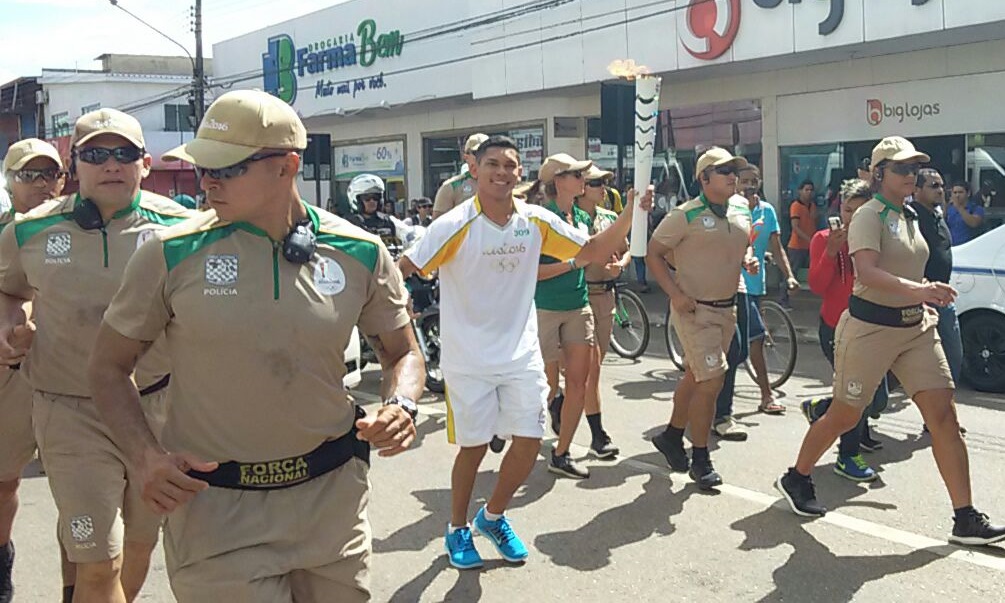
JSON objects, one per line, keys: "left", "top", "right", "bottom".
{"left": 347, "top": 173, "right": 385, "bottom": 213}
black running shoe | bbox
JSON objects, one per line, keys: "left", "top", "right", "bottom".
{"left": 548, "top": 393, "right": 564, "bottom": 436}
{"left": 949, "top": 508, "right": 1005, "bottom": 546}
{"left": 548, "top": 450, "right": 589, "bottom": 479}
{"left": 860, "top": 433, "right": 884, "bottom": 453}
{"left": 689, "top": 456, "right": 723, "bottom": 490}
{"left": 775, "top": 469, "right": 827, "bottom": 517}
{"left": 489, "top": 436, "right": 506, "bottom": 453}
{"left": 0, "top": 540, "right": 13, "bottom": 603}
{"left": 652, "top": 431, "right": 689, "bottom": 473}
{"left": 589, "top": 432, "right": 619, "bottom": 459}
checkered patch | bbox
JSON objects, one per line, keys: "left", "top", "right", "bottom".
{"left": 69, "top": 515, "right": 94, "bottom": 543}
{"left": 46, "top": 232, "right": 72, "bottom": 257}
{"left": 205, "top": 254, "right": 238, "bottom": 286}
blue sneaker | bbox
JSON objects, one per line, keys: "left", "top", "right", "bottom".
{"left": 473, "top": 508, "right": 529, "bottom": 563}
{"left": 834, "top": 454, "right": 878, "bottom": 482}
{"left": 801, "top": 397, "right": 832, "bottom": 424}
{"left": 444, "top": 526, "right": 483, "bottom": 569}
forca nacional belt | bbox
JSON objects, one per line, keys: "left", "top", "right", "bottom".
{"left": 188, "top": 407, "right": 370, "bottom": 490}
{"left": 849, "top": 296, "right": 924, "bottom": 328}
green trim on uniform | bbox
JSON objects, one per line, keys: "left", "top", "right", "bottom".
{"left": 450, "top": 172, "right": 473, "bottom": 189}
{"left": 874, "top": 194, "right": 903, "bottom": 222}
{"left": 14, "top": 212, "right": 72, "bottom": 248}
{"left": 316, "top": 233, "right": 379, "bottom": 273}
{"left": 111, "top": 192, "right": 142, "bottom": 219}
{"left": 163, "top": 224, "right": 238, "bottom": 272}
{"left": 535, "top": 199, "right": 590, "bottom": 312}
{"left": 272, "top": 245, "right": 281, "bottom": 300}
{"left": 135, "top": 206, "right": 189, "bottom": 226}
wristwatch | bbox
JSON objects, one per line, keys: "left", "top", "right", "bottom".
{"left": 384, "top": 395, "right": 418, "bottom": 421}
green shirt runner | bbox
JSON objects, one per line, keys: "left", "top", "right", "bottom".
{"left": 535, "top": 199, "right": 591, "bottom": 311}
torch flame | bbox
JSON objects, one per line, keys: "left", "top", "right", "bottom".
{"left": 607, "top": 59, "right": 651, "bottom": 80}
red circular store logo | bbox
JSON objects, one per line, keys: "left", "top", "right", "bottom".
{"left": 681, "top": 0, "right": 742, "bottom": 60}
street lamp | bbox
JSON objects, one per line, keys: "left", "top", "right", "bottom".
{"left": 107, "top": 0, "right": 205, "bottom": 131}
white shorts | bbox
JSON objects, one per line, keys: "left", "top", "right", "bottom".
{"left": 442, "top": 362, "right": 548, "bottom": 448}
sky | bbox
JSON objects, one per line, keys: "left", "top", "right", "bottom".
{"left": 0, "top": 0, "right": 352, "bottom": 84}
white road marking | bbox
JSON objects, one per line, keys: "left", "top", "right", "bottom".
{"left": 353, "top": 387, "right": 1005, "bottom": 572}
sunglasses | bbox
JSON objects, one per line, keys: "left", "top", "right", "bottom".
{"left": 196, "top": 151, "right": 289, "bottom": 180}
{"left": 887, "top": 162, "right": 921, "bottom": 176}
{"left": 76, "top": 146, "right": 145, "bottom": 165}
{"left": 13, "top": 168, "right": 66, "bottom": 183}
{"left": 360, "top": 193, "right": 383, "bottom": 203}
{"left": 558, "top": 170, "right": 584, "bottom": 179}
{"left": 713, "top": 165, "right": 738, "bottom": 176}
{"left": 585, "top": 179, "right": 605, "bottom": 188}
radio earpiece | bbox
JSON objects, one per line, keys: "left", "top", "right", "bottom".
{"left": 72, "top": 198, "right": 105, "bottom": 231}
{"left": 282, "top": 219, "right": 317, "bottom": 264}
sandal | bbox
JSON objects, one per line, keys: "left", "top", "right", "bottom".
{"left": 758, "top": 400, "right": 786, "bottom": 415}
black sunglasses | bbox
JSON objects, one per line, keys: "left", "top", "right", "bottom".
{"left": 888, "top": 162, "right": 921, "bottom": 176}
{"left": 359, "top": 193, "right": 383, "bottom": 203}
{"left": 196, "top": 151, "right": 290, "bottom": 180}
{"left": 14, "top": 168, "right": 66, "bottom": 183}
{"left": 76, "top": 146, "right": 145, "bottom": 165}
{"left": 713, "top": 164, "right": 738, "bottom": 176}
{"left": 585, "top": 179, "right": 605, "bottom": 188}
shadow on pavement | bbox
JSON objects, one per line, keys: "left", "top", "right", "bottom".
{"left": 387, "top": 556, "right": 513, "bottom": 603}
{"left": 612, "top": 369, "right": 680, "bottom": 402}
{"left": 730, "top": 507, "right": 941, "bottom": 603}
{"left": 534, "top": 455, "right": 698, "bottom": 571}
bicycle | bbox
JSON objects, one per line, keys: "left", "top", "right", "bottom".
{"left": 663, "top": 297, "right": 797, "bottom": 389}
{"left": 591, "top": 280, "right": 651, "bottom": 359}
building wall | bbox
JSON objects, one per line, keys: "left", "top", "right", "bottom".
{"left": 42, "top": 76, "right": 191, "bottom": 134}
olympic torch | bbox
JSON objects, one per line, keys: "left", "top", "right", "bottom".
{"left": 608, "top": 60, "right": 662, "bottom": 257}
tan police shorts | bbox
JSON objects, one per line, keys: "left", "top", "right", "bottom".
{"left": 588, "top": 291, "right": 616, "bottom": 357}
{"left": 0, "top": 369, "right": 34, "bottom": 481}
{"left": 537, "top": 306, "right": 596, "bottom": 363}
{"left": 32, "top": 389, "right": 167, "bottom": 563}
{"left": 671, "top": 304, "right": 736, "bottom": 383}
{"left": 833, "top": 310, "right": 954, "bottom": 408}
{"left": 165, "top": 458, "right": 371, "bottom": 603}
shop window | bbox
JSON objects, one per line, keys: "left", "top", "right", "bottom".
{"left": 422, "top": 126, "right": 544, "bottom": 198}
{"left": 81, "top": 103, "right": 100, "bottom": 115}
{"left": 967, "top": 133, "right": 1005, "bottom": 229}
{"left": 51, "top": 112, "right": 70, "bottom": 137}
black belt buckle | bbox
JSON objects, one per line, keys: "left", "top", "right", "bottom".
{"left": 697, "top": 296, "right": 736, "bottom": 309}
{"left": 849, "top": 296, "right": 923, "bottom": 328}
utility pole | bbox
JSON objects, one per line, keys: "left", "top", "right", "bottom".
{"left": 192, "top": 0, "right": 205, "bottom": 131}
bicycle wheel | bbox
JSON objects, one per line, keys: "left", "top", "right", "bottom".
{"left": 609, "top": 288, "right": 650, "bottom": 359}
{"left": 745, "top": 299, "right": 798, "bottom": 389}
{"left": 663, "top": 307, "right": 686, "bottom": 371}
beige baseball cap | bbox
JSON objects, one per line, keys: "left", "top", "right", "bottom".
{"left": 538, "top": 153, "right": 593, "bottom": 183}
{"left": 163, "top": 90, "right": 308, "bottom": 169}
{"left": 584, "top": 164, "right": 614, "bottom": 181}
{"left": 71, "top": 108, "right": 145, "bottom": 149}
{"left": 3, "top": 138, "right": 63, "bottom": 172}
{"left": 695, "top": 147, "right": 748, "bottom": 176}
{"left": 463, "top": 133, "right": 490, "bottom": 154}
{"left": 870, "top": 136, "right": 930, "bottom": 170}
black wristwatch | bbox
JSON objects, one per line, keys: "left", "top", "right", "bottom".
{"left": 384, "top": 395, "right": 418, "bottom": 421}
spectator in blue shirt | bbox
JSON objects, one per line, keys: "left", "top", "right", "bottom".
{"left": 946, "top": 181, "right": 984, "bottom": 245}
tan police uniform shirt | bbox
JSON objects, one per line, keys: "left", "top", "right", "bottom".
{"left": 433, "top": 172, "right": 476, "bottom": 216}
{"left": 0, "top": 192, "right": 193, "bottom": 397}
{"left": 102, "top": 204, "right": 410, "bottom": 463}
{"left": 651, "top": 195, "right": 752, "bottom": 301}
{"left": 848, "top": 196, "right": 930, "bottom": 308}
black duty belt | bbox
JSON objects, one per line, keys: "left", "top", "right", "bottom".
{"left": 696, "top": 296, "right": 737, "bottom": 309}
{"left": 848, "top": 295, "right": 924, "bottom": 328}
{"left": 188, "top": 407, "right": 370, "bottom": 491}
{"left": 138, "top": 374, "right": 170, "bottom": 396}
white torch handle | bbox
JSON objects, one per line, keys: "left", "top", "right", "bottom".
{"left": 630, "top": 75, "right": 661, "bottom": 257}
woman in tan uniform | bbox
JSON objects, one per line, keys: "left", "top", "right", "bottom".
{"left": 776, "top": 136, "right": 1005, "bottom": 546}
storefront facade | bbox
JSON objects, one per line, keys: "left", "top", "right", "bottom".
{"left": 212, "top": 0, "right": 1005, "bottom": 218}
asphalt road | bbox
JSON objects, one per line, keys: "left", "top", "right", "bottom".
{"left": 9, "top": 291, "right": 1005, "bottom": 601}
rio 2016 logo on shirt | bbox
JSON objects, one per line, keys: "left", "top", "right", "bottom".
{"left": 680, "top": 0, "right": 741, "bottom": 60}
{"left": 867, "top": 98, "right": 941, "bottom": 126}
{"left": 262, "top": 19, "right": 405, "bottom": 104}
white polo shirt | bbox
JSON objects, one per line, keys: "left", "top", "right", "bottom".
{"left": 405, "top": 196, "right": 589, "bottom": 374}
